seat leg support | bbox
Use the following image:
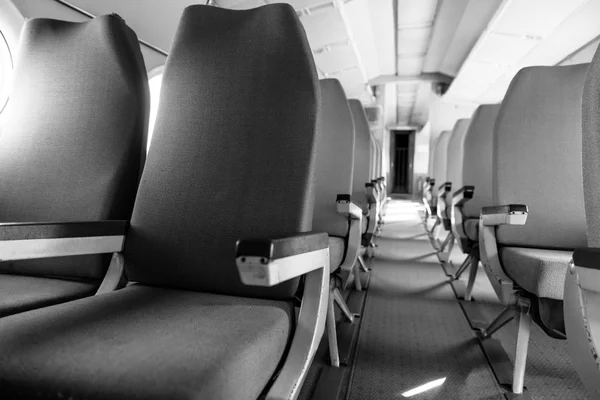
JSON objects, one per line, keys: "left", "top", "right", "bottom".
{"left": 352, "top": 259, "right": 362, "bottom": 291}
{"left": 333, "top": 287, "right": 356, "bottom": 323}
{"left": 479, "top": 305, "right": 517, "bottom": 339}
{"left": 513, "top": 298, "right": 532, "bottom": 394}
{"left": 358, "top": 255, "right": 370, "bottom": 272}
{"left": 326, "top": 280, "right": 340, "bottom": 367}
{"left": 453, "top": 256, "right": 472, "bottom": 280}
{"left": 464, "top": 250, "right": 480, "bottom": 301}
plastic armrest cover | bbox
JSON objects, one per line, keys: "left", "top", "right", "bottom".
{"left": 573, "top": 248, "right": 600, "bottom": 271}
{"left": 0, "top": 220, "right": 128, "bottom": 261}
{"left": 236, "top": 232, "right": 330, "bottom": 286}
{"left": 336, "top": 194, "right": 362, "bottom": 220}
{"left": 481, "top": 204, "right": 528, "bottom": 226}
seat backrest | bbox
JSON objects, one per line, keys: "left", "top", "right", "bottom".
{"left": 313, "top": 79, "right": 354, "bottom": 239}
{"left": 123, "top": 4, "right": 319, "bottom": 301}
{"left": 583, "top": 44, "right": 600, "bottom": 246}
{"left": 462, "top": 104, "right": 500, "bottom": 219}
{"left": 428, "top": 136, "right": 439, "bottom": 178}
{"left": 432, "top": 130, "right": 451, "bottom": 184}
{"left": 349, "top": 99, "right": 371, "bottom": 203}
{"left": 494, "top": 64, "right": 588, "bottom": 249}
{"left": 0, "top": 15, "right": 148, "bottom": 280}
{"left": 446, "top": 119, "right": 471, "bottom": 192}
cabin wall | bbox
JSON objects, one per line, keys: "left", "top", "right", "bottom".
{"left": 8, "top": 0, "right": 166, "bottom": 72}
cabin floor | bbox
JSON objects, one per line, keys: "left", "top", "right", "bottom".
{"left": 300, "top": 199, "right": 589, "bottom": 400}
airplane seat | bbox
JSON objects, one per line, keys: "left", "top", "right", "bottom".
{"left": 426, "top": 130, "right": 451, "bottom": 246}
{"left": 565, "top": 42, "right": 600, "bottom": 398}
{"left": 433, "top": 119, "right": 471, "bottom": 272}
{"left": 0, "top": 5, "right": 328, "bottom": 400}
{"left": 450, "top": 105, "right": 500, "bottom": 298}
{"left": 478, "top": 63, "right": 588, "bottom": 394}
{"left": 349, "top": 99, "right": 378, "bottom": 257}
{"left": 0, "top": 15, "right": 148, "bottom": 317}
{"left": 313, "top": 78, "right": 364, "bottom": 367}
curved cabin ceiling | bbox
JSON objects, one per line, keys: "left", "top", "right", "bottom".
{"left": 9, "top": 0, "right": 600, "bottom": 128}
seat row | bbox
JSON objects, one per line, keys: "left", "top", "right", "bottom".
{"left": 421, "top": 45, "right": 600, "bottom": 397}
{"left": 0, "top": 4, "right": 383, "bottom": 399}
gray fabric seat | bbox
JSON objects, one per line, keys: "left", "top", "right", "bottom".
{"left": 446, "top": 119, "right": 471, "bottom": 193}
{"left": 464, "top": 218, "right": 479, "bottom": 241}
{"left": 329, "top": 236, "right": 346, "bottom": 269}
{"left": 500, "top": 247, "right": 571, "bottom": 300}
{"left": 0, "top": 275, "right": 96, "bottom": 317}
{"left": 313, "top": 79, "right": 355, "bottom": 272}
{"left": 0, "top": 14, "right": 148, "bottom": 316}
{"left": 0, "top": 285, "right": 292, "bottom": 400}
{"left": 349, "top": 99, "right": 371, "bottom": 213}
{"left": 0, "top": 5, "right": 320, "bottom": 399}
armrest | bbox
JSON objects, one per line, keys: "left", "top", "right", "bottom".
{"left": 438, "top": 182, "right": 452, "bottom": 193}
{"left": 236, "top": 232, "right": 330, "bottom": 287}
{"left": 452, "top": 185, "right": 474, "bottom": 207}
{"left": 365, "top": 183, "right": 378, "bottom": 204}
{"left": 572, "top": 248, "right": 600, "bottom": 271}
{"left": 336, "top": 194, "right": 362, "bottom": 220}
{"left": 481, "top": 204, "right": 528, "bottom": 226}
{"left": 0, "top": 220, "right": 128, "bottom": 261}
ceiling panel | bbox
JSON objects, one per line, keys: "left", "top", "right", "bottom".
{"left": 422, "top": 0, "right": 468, "bottom": 72}
{"left": 397, "top": 57, "right": 425, "bottom": 76}
{"left": 396, "top": 0, "right": 437, "bottom": 26}
{"left": 314, "top": 44, "right": 358, "bottom": 73}
{"left": 301, "top": 8, "right": 348, "bottom": 49}
{"left": 492, "top": 0, "right": 589, "bottom": 38}
{"left": 474, "top": 33, "right": 540, "bottom": 66}
{"left": 438, "top": 0, "right": 502, "bottom": 76}
{"left": 397, "top": 27, "right": 432, "bottom": 56}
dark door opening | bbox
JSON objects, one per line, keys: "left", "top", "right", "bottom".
{"left": 390, "top": 130, "right": 415, "bottom": 194}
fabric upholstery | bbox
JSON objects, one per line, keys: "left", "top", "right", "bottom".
{"left": 313, "top": 79, "right": 354, "bottom": 238}
{"left": 0, "top": 285, "right": 293, "bottom": 400}
{"left": 0, "top": 15, "right": 148, "bottom": 280}
{"left": 446, "top": 118, "right": 471, "bottom": 193}
{"left": 349, "top": 99, "right": 371, "bottom": 206}
{"left": 464, "top": 218, "right": 479, "bottom": 242}
{"left": 124, "top": 5, "right": 319, "bottom": 301}
{"left": 329, "top": 236, "right": 345, "bottom": 271}
{"left": 494, "top": 65, "right": 588, "bottom": 249}
{"left": 500, "top": 247, "right": 572, "bottom": 300}
{"left": 462, "top": 104, "right": 500, "bottom": 219}
{"left": 0, "top": 274, "right": 97, "bottom": 317}
{"left": 428, "top": 136, "right": 439, "bottom": 178}
{"left": 432, "top": 130, "right": 451, "bottom": 185}
{"left": 583, "top": 43, "right": 600, "bottom": 247}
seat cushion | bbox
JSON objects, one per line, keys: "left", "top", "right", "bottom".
{"left": 0, "top": 285, "right": 293, "bottom": 400}
{"left": 0, "top": 274, "right": 97, "bottom": 317}
{"left": 500, "top": 247, "right": 572, "bottom": 300}
{"left": 329, "top": 236, "right": 346, "bottom": 271}
{"left": 464, "top": 218, "right": 479, "bottom": 241}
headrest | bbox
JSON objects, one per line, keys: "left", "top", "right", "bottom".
{"left": 124, "top": 4, "right": 320, "bottom": 300}
{"left": 494, "top": 64, "right": 588, "bottom": 249}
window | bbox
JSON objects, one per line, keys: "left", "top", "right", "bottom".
{"left": 147, "top": 71, "right": 163, "bottom": 151}
{"left": 0, "top": 29, "right": 12, "bottom": 114}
